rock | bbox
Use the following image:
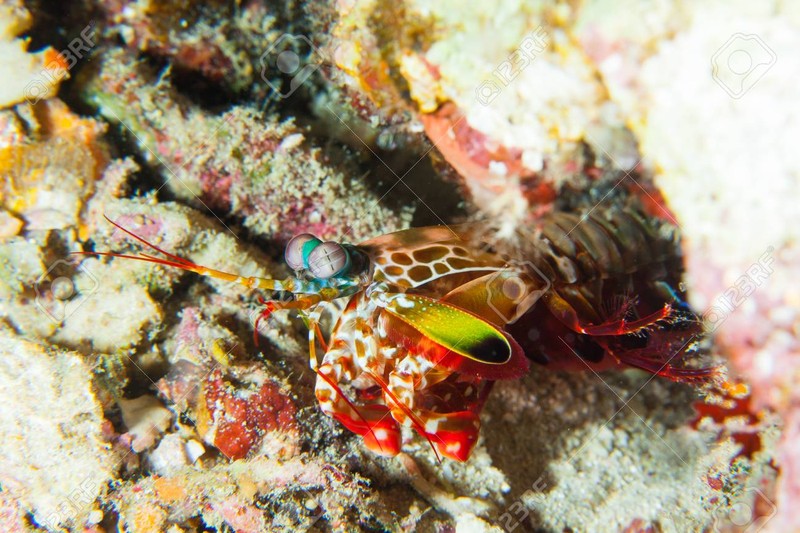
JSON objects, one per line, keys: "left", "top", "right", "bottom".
{"left": 119, "top": 394, "right": 174, "bottom": 453}
{"left": 0, "top": 333, "right": 116, "bottom": 530}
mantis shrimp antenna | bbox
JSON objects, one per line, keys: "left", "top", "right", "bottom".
{"left": 75, "top": 215, "right": 323, "bottom": 295}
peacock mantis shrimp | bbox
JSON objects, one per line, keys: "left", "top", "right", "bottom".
{"left": 85, "top": 201, "right": 716, "bottom": 462}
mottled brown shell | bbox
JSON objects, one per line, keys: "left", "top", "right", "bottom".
{"left": 357, "top": 225, "right": 507, "bottom": 289}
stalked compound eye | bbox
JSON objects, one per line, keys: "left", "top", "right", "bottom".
{"left": 285, "top": 233, "right": 321, "bottom": 271}
{"left": 307, "top": 241, "right": 350, "bottom": 279}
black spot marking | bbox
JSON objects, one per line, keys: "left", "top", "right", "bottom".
{"left": 469, "top": 336, "right": 511, "bottom": 364}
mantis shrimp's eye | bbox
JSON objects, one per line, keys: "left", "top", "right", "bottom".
{"left": 285, "top": 233, "right": 321, "bottom": 271}
{"left": 307, "top": 242, "right": 351, "bottom": 279}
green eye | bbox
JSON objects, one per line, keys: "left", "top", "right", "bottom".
{"left": 307, "top": 242, "right": 351, "bottom": 279}
{"left": 285, "top": 233, "right": 321, "bottom": 271}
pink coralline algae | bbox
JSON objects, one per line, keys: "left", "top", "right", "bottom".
{"left": 199, "top": 368, "right": 299, "bottom": 460}
{"left": 86, "top": 47, "right": 412, "bottom": 244}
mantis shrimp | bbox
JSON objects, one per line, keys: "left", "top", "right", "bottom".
{"left": 87, "top": 200, "right": 715, "bottom": 462}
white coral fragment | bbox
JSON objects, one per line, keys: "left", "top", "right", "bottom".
{"left": 0, "top": 1, "right": 65, "bottom": 109}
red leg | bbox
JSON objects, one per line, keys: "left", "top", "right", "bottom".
{"left": 544, "top": 291, "right": 671, "bottom": 336}
{"left": 383, "top": 365, "right": 481, "bottom": 462}
{"left": 420, "top": 411, "right": 480, "bottom": 462}
{"left": 597, "top": 329, "right": 721, "bottom": 383}
{"left": 315, "top": 361, "right": 402, "bottom": 457}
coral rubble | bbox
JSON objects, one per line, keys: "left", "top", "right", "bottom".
{"left": 0, "top": 1, "right": 66, "bottom": 108}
